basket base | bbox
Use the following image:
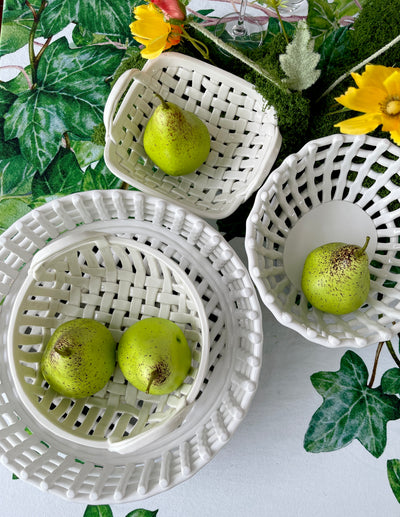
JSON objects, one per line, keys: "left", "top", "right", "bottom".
{"left": 283, "top": 200, "right": 377, "bottom": 289}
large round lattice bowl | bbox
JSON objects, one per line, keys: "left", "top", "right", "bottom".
{"left": 0, "top": 190, "right": 263, "bottom": 503}
{"left": 103, "top": 51, "right": 281, "bottom": 220}
{"left": 245, "top": 134, "right": 400, "bottom": 348}
{"left": 7, "top": 232, "right": 209, "bottom": 455}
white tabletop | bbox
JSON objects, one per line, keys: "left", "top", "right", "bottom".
{"left": 1, "top": 235, "right": 399, "bottom": 516}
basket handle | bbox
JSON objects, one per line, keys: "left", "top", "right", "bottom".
{"left": 107, "top": 399, "right": 193, "bottom": 454}
{"left": 30, "top": 231, "right": 109, "bottom": 280}
{"left": 103, "top": 68, "right": 162, "bottom": 134}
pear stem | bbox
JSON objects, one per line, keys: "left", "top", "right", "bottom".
{"left": 153, "top": 92, "right": 169, "bottom": 110}
{"left": 146, "top": 370, "right": 159, "bottom": 394}
{"left": 357, "top": 236, "right": 370, "bottom": 257}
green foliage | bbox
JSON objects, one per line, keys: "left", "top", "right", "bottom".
{"left": 279, "top": 20, "right": 321, "bottom": 91}
{"left": 308, "top": 0, "right": 364, "bottom": 51}
{"left": 125, "top": 510, "right": 159, "bottom": 517}
{"left": 0, "top": 1, "right": 42, "bottom": 56}
{"left": 4, "top": 38, "right": 124, "bottom": 171}
{"left": 39, "top": 0, "right": 132, "bottom": 38}
{"left": 388, "top": 460, "right": 400, "bottom": 503}
{"left": 304, "top": 350, "right": 400, "bottom": 458}
{"left": 83, "top": 506, "right": 114, "bottom": 517}
{"left": 83, "top": 506, "right": 159, "bottom": 517}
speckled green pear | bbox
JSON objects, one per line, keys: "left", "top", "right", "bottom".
{"left": 301, "top": 237, "right": 371, "bottom": 315}
{"left": 41, "top": 319, "right": 116, "bottom": 398}
{"left": 117, "top": 317, "right": 192, "bottom": 395}
{"left": 143, "top": 93, "right": 210, "bottom": 176}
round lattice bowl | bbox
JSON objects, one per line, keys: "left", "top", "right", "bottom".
{"left": 0, "top": 190, "right": 263, "bottom": 503}
{"left": 103, "top": 51, "right": 281, "bottom": 220}
{"left": 7, "top": 232, "right": 209, "bottom": 454}
{"left": 245, "top": 133, "right": 400, "bottom": 348}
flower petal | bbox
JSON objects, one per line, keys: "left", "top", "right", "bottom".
{"left": 383, "top": 70, "right": 400, "bottom": 97}
{"left": 381, "top": 113, "right": 400, "bottom": 132}
{"left": 335, "top": 86, "right": 385, "bottom": 113}
{"left": 140, "top": 33, "right": 170, "bottom": 59}
{"left": 351, "top": 64, "right": 399, "bottom": 89}
{"left": 334, "top": 113, "right": 382, "bottom": 134}
{"left": 153, "top": 0, "right": 186, "bottom": 20}
{"left": 389, "top": 130, "right": 400, "bottom": 145}
{"left": 130, "top": 18, "right": 170, "bottom": 40}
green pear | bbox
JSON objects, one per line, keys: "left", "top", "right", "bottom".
{"left": 41, "top": 319, "right": 116, "bottom": 398}
{"left": 117, "top": 317, "right": 192, "bottom": 395}
{"left": 143, "top": 93, "right": 210, "bottom": 176}
{"left": 301, "top": 236, "right": 371, "bottom": 315}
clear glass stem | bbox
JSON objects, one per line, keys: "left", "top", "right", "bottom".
{"left": 232, "top": 0, "right": 248, "bottom": 37}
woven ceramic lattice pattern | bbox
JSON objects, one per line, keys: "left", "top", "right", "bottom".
{"left": 246, "top": 134, "right": 400, "bottom": 348}
{"left": 8, "top": 236, "right": 207, "bottom": 448}
{"left": 0, "top": 190, "right": 262, "bottom": 503}
{"left": 104, "top": 52, "right": 281, "bottom": 219}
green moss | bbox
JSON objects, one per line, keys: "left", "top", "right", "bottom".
{"left": 349, "top": 0, "right": 400, "bottom": 66}
{"left": 91, "top": 122, "right": 106, "bottom": 146}
{"left": 111, "top": 47, "right": 147, "bottom": 88}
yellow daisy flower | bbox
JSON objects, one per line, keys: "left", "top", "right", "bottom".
{"left": 129, "top": 2, "right": 182, "bottom": 60}
{"left": 335, "top": 64, "right": 400, "bottom": 145}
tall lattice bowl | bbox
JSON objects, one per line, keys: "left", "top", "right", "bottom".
{"left": 103, "top": 51, "right": 281, "bottom": 220}
{"left": 245, "top": 134, "right": 400, "bottom": 348}
{"left": 0, "top": 190, "right": 263, "bottom": 503}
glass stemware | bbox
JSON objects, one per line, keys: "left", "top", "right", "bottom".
{"left": 215, "top": 0, "right": 265, "bottom": 51}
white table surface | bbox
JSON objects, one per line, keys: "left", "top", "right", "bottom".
{"left": 1, "top": 235, "right": 399, "bottom": 516}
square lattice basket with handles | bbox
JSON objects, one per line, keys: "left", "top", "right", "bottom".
{"left": 245, "top": 134, "right": 400, "bottom": 349}
{"left": 103, "top": 52, "right": 281, "bottom": 220}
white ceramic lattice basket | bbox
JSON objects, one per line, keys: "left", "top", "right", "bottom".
{"left": 245, "top": 133, "right": 400, "bottom": 348}
{"left": 7, "top": 232, "right": 209, "bottom": 455}
{"left": 103, "top": 52, "right": 281, "bottom": 220}
{"left": 0, "top": 189, "right": 263, "bottom": 503}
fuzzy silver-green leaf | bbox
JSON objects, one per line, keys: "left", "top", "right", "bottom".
{"left": 279, "top": 20, "right": 321, "bottom": 91}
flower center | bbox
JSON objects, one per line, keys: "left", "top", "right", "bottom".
{"left": 382, "top": 96, "right": 400, "bottom": 116}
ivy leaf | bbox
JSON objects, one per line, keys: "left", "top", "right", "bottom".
{"left": 83, "top": 505, "right": 113, "bottom": 517}
{"left": 317, "top": 26, "right": 352, "bottom": 76}
{"left": 381, "top": 368, "right": 400, "bottom": 396}
{"left": 0, "top": 1, "right": 42, "bottom": 56}
{"left": 125, "top": 510, "right": 159, "bottom": 517}
{"left": 0, "top": 198, "right": 32, "bottom": 233}
{"left": 0, "top": 89, "right": 20, "bottom": 159}
{"left": 0, "top": 154, "right": 37, "bottom": 195}
{"left": 4, "top": 38, "right": 124, "bottom": 171}
{"left": 387, "top": 459, "right": 400, "bottom": 504}
{"left": 304, "top": 350, "right": 400, "bottom": 458}
{"left": 40, "top": 0, "right": 132, "bottom": 38}
{"left": 31, "top": 147, "right": 85, "bottom": 201}
{"left": 82, "top": 157, "right": 124, "bottom": 191}
{"left": 279, "top": 20, "right": 321, "bottom": 91}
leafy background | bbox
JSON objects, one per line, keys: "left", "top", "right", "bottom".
{"left": 0, "top": 0, "right": 379, "bottom": 236}
{"left": 2, "top": 0, "right": 400, "bottom": 513}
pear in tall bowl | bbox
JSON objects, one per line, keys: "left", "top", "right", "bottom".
{"left": 301, "top": 236, "right": 371, "bottom": 315}
{"left": 143, "top": 93, "right": 210, "bottom": 176}
{"left": 117, "top": 317, "right": 192, "bottom": 395}
{"left": 41, "top": 318, "right": 116, "bottom": 398}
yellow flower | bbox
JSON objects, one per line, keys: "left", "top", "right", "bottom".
{"left": 129, "top": 2, "right": 182, "bottom": 60}
{"left": 335, "top": 64, "right": 400, "bottom": 145}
